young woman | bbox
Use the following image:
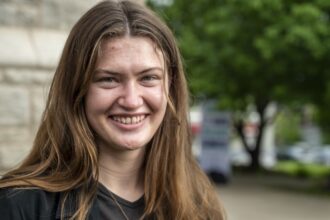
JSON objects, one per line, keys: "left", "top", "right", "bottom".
{"left": 0, "top": 1, "right": 225, "bottom": 219}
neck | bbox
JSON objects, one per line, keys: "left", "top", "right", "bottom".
{"left": 98, "top": 145, "right": 146, "bottom": 202}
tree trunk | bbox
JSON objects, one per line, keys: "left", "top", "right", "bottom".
{"left": 234, "top": 101, "right": 269, "bottom": 171}
{"left": 234, "top": 118, "right": 262, "bottom": 171}
{"left": 249, "top": 150, "right": 260, "bottom": 171}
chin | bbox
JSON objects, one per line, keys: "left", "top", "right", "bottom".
{"left": 120, "top": 140, "right": 147, "bottom": 150}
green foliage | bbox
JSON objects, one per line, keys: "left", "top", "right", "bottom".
{"left": 315, "top": 106, "right": 330, "bottom": 144}
{"left": 274, "top": 161, "right": 330, "bottom": 179}
{"left": 275, "top": 110, "right": 301, "bottom": 147}
{"left": 148, "top": 0, "right": 330, "bottom": 169}
{"left": 149, "top": 0, "right": 330, "bottom": 107}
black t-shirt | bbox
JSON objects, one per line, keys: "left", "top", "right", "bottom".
{"left": 97, "top": 183, "right": 145, "bottom": 220}
{"left": 0, "top": 184, "right": 146, "bottom": 219}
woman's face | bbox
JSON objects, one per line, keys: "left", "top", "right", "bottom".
{"left": 85, "top": 36, "right": 167, "bottom": 152}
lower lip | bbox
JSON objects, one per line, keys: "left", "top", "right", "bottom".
{"left": 108, "top": 116, "right": 147, "bottom": 131}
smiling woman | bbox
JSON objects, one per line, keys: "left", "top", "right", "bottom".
{"left": 86, "top": 37, "right": 167, "bottom": 152}
{"left": 0, "top": 1, "right": 225, "bottom": 220}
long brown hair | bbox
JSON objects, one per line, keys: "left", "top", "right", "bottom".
{"left": 0, "top": 1, "right": 225, "bottom": 219}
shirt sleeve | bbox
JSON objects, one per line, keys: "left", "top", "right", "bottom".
{"left": 0, "top": 188, "right": 60, "bottom": 220}
{"left": 0, "top": 189, "right": 26, "bottom": 220}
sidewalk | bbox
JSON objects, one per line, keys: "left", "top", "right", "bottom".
{"left": 217, "top": 174, "right": 330, "bottom": 220}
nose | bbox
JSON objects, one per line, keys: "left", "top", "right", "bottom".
{"left": 117, "top": 81, "right": 143, "bottom": 109}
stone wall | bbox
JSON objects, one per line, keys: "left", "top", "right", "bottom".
{"left": 0, "top": 0, "right": 143, "bottom": 171}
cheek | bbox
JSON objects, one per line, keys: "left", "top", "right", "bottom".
{"left": 85, "top": 88, "right": 116, "bottom": 112}
{"left": 145, "top": 87, "right": 167, "bottom": 112}
{"left": 85, "top": 90, "right": 99, "bottom": 114}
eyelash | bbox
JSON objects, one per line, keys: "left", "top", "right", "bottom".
{"left": 98, "top": 76, "right": 118, "bottom": 83}
{"left": 95, "top": 74, "right": 161, "bottom": 87}
{"left": 141, "top": 75, "right": 158, "bottom": 81}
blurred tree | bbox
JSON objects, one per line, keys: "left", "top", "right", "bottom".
{"left": 316, "top": 80, "right": 330, "bottom": 144}
{"left": 275, "top": 110, "right": 301, "bottom": 147}
{"left": 148, "top": 0, "right": 330, "bottom": 170}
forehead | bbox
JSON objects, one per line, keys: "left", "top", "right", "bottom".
{"left": 97, "top": 36, "right": 165, "bottom": 68}
{"left": 100, "top": 36, "right": 159, "bottom": 52}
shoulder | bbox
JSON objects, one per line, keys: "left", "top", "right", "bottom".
{"left": 0, "top": 187, "right": 60, "bottom": 203}
{"left": 0, "top": 187, "right": 60, "bottom": 219}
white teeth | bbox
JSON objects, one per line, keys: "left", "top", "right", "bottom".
{"left": 112, "top": 115, "right": 145, "bottom": 124}
{"left": 132, "top": 117, "right": 137, "bottom": 124}
{"left": 126, "top": 117, "right": 131, "bottom": 124}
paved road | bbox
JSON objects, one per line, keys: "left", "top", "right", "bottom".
{"left": 217, "top": 175, "right": 330, "bottom": 220}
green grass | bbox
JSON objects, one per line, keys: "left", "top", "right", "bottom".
{"left": 274, "top": 161, "right": 330, "bottom": 179}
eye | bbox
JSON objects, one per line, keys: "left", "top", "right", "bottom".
{"left": 141, "top": 75, "right": 158, "bottom": 81}
{"left": 140, "top": 74, "right": 161, "bottom": 87}
{"left": 99, "top": 76, "right": 117, "bottom": 83}
{"left": 95, "top": 75, "right": 120, "bottom": 88}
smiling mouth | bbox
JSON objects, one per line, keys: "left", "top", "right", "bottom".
{"left": 110, "top": 115, "right": 146, "bottom": 125}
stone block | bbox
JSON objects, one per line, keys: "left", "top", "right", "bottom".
{"left": 39, "top": 0, "right": 61, "bottom": 29}
{"left": 0, "top": 70, "right": 4, "bottom": 82}
{"left": 15, "top": 4, "right": 38, "bottom": 27}
{"left": 31, "top": 87, "right": 49, "bottom": 129}
{"left": 4, "top": 68, "right": 54, "bottom": 85}
{"left": 32, "top": 29, "right": 67, "bottom": 67}
{"left": 59, "top": 0, "right": 98, "bottom": 28}
{"left": 0, "top": 27, "right": 38, "bottom": 66}
{"left": 0, "top": 3, "right": 18, "bottom": 26}
{"left": 0, "top": 27, "right": 68, "bottom": 68}
{"left": 0, "top": 2, "right": 39, "bottom": 27}
{"left": 0, "top": 126, "right": 30, "bottom": 144}
{"left": 13, "top": 0, "right": 39, "bottom": 3}
{"left": 0, "top": 86, "right": 30, "bottom": 126}
{"left": 0, "top": 143, "right": 31, "bottom": 169}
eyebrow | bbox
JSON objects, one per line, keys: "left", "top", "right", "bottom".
{"left": 94, "top": 67, "right": 164, "bottom": 76}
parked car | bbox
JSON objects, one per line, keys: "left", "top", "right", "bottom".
{"left": 277, "top": 143, "right": 330, "bottom": 166}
